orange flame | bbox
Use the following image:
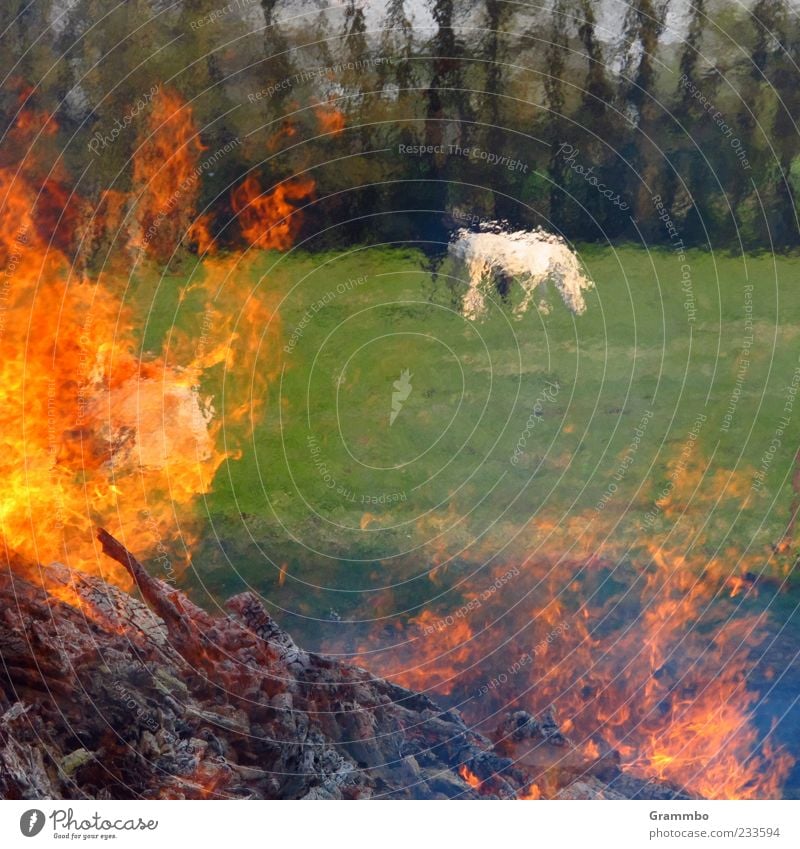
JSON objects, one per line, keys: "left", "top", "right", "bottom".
{"left": 346, "top": 455, "right": 794, "bottom": 799}
{"left": 314, "top": 101, "right": 345, "bottom": 136}
{"left": 458, "top": 765, "right": 481, "bottom": 789}
{"left": 0, "top": 98, "right": 285, "bottom": 590}
{"left": 266, "top": 120, "right": 298, "bottom": 153}
{"left": 0, "top": 177, "right": 224, "bottom": 583}
{"left": 187, "top": 213, "right": 216, "bottom": 255}
{"left": 518, "top": 783, "right": 542, "bottom": 800}
{"left": 231, "top": 175, "right": 315, "bottom": 251}
{"left": 132, "top": 89, "right": 206, "bottom": 260}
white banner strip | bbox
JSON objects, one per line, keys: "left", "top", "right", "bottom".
{"left": 1, "top": 800, "right": 798, "bottom": 849}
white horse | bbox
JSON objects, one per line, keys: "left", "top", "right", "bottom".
{"left": 449, "top": 224, "right": 593, "bottom": 319}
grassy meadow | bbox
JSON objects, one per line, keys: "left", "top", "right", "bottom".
{"left": 127, "top": 245, "right": 800, "bottom": 634}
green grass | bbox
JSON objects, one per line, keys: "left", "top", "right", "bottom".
{"left": 127, "top": 245, "right": 800, "bottom": 624}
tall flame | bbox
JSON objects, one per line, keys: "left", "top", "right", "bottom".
{"left": 0, "top": 94, "right": 284, "bottom": 587}
{"left": 0, "top": 171, "right": 217, "bottom": 584}
{"left": 132, "top": 89, "right": 206, "bottom": 260}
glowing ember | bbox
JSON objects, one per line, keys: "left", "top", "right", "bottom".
{"left": 518, "top": 783, "right": 542, "bottom": 799}
{"left": 459, "top": 765, "right": 481, "bottom": 789}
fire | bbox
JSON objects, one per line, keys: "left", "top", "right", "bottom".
{"left": 182, "top": 762, "right": 232, "bottom": 799}
{"left": 0, "top": 96, "right": 285, "bottom": 589}
{"left": 727, "top": 574, "right": 756, "bottom": 598}
{"left": 0, "top": 179, "right": 223, "bottom": 583}
{"left": 187, "top": 213, "right": 216, "bottom": 255}
{"left": 231, "top": 175, "right": 315, "bottom": 251}
{"left": 132, "top": 89, "right": 206, "bottom": 260}
{"left": 314, "top": 101, "right": 345, "bottom": 136}
{"left": 266, "top": 120, "right": 298, "bottom": 153}
{"left": 167, "top": 253, "right": 282, "bottom": 426}
{"left": 346, "top": 452, "right": 795, "bottom": 799}
{"left": 518, "top": 783, "right": 542, "bottom": 800}
{"left": 458, "top": 765, "right": 481, "bottom": 789}
{"left": 1, "top": 78, "right": 791, "bottom": 801}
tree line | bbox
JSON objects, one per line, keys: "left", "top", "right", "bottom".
{"left": 2, "top": 0, "right": 799, "bottom": 258}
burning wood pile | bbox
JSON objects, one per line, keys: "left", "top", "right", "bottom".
{"left": 0, "top": 531, "right": 690, "bottom": 800}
